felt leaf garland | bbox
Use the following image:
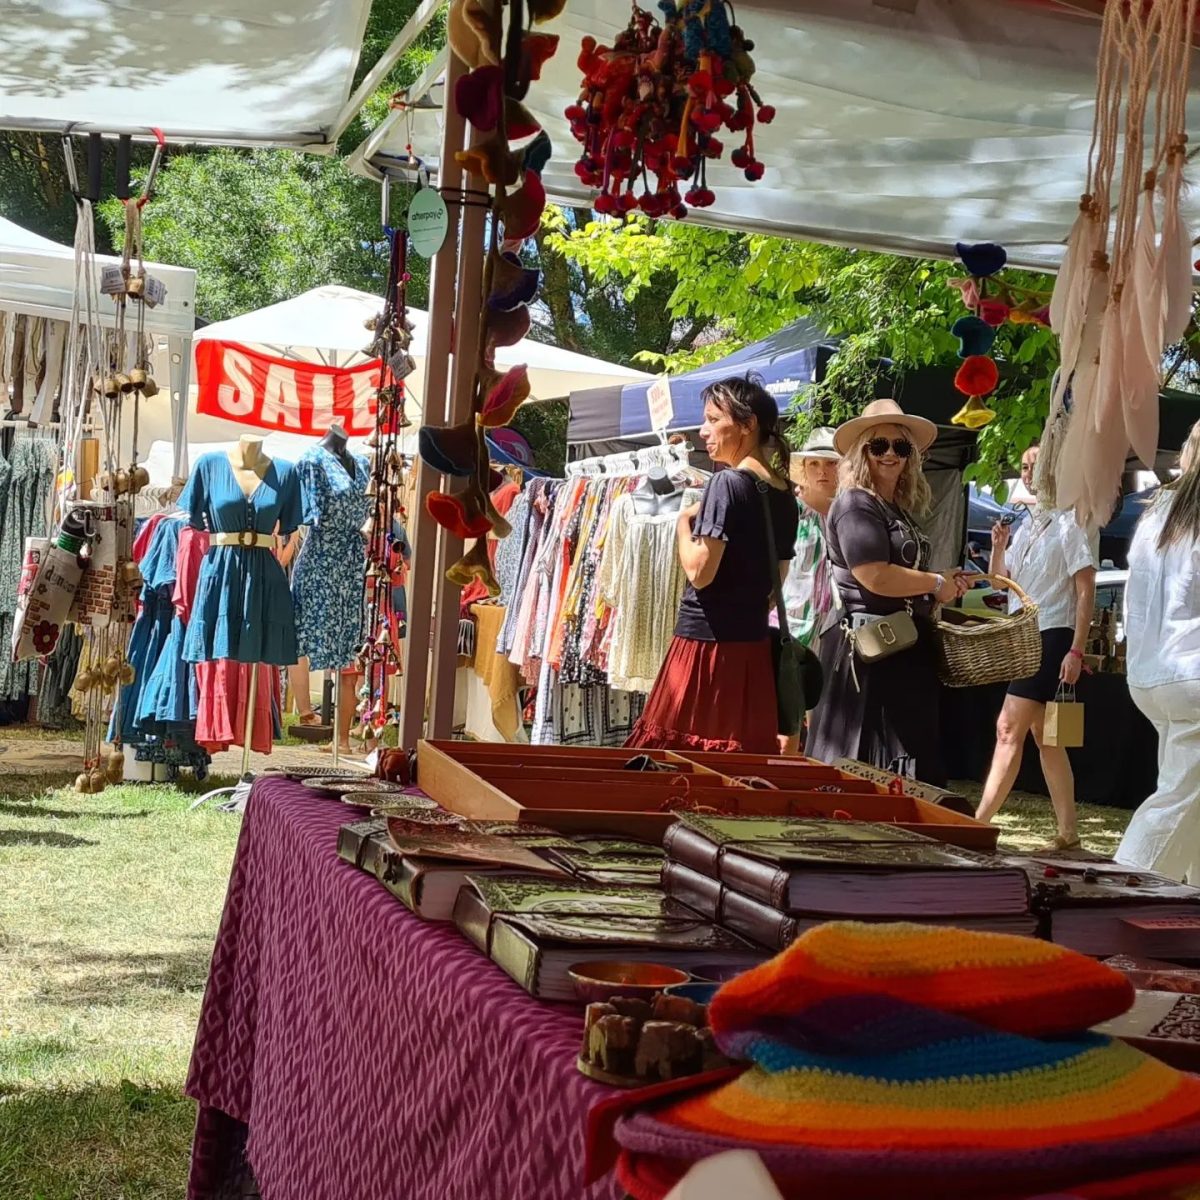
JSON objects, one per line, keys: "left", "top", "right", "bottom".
{"left": 425, "top": 0, "right": 562, "bottom": 570}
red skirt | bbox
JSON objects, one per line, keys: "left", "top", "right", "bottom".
{"left": 626, "top": 635, "right": 779, "bottom": 754}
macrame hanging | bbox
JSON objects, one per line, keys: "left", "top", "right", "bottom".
{"left": 1043, "top": 0, "right": 1198, "bottom": 526}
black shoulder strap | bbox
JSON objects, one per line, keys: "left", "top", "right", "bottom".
{"left": 755, "top": 480, "right": 793, "bottom": 646}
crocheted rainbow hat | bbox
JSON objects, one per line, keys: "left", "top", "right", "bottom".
{"left": 614, "top": 923, "right": 1200, "bottom": 1200}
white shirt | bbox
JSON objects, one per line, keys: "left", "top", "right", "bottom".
{"left": 1006, "top": 508, "right": 1097, "bottom": 632}
{"left": 1125, "top": 499, "right": 1200, "bottom": 689}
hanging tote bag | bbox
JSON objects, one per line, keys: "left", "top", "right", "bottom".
{"left": 756, "top": 480, "right": 824, "bottom": 736}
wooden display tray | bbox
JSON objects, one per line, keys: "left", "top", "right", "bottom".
{"left": 416, "top": 741, "right": 998, "bottom": 850}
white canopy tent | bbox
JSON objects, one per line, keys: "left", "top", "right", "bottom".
{"left": 0, "top": 214, "right": 197, "bottom": 474}
{"left": 0, "top": 0, "right": 381, "bottom": 149}
{"left": 135, "top": 284, "right": 649, "bottom": 484}
{"left": 349, "top": 0, "right": 1200, "bottom": 270}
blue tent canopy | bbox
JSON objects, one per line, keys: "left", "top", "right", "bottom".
{"left": 567, "top": 318, "right": 826, "bottom": 443}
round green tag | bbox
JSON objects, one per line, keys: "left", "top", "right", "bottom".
{"left": 407, "top": 187, "right": 449, "bottom": 257}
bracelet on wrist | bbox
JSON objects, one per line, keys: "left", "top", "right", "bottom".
{"left": 1067, "top": 648, "right": 1083, "bottom": 660}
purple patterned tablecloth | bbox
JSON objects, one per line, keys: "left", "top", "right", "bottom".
{"left": 185, "top": 776, "right": 623, "bottom": 1200}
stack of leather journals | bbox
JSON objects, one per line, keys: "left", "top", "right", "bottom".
{"left": 1006, "top": 857, "right": 1200, "bottom": 959}
{"left": 661, "top": 815, "right": 1035, "bottom": 952}
{"left": 337, "top": 816, "right": 570, "bottom": 921}
{"left": 452, "top": 874, "right": 763, "bottom": 1001}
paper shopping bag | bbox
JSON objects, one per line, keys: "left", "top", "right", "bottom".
{"left": 1043, "top": 685, "right": 1085, "bottom": 748}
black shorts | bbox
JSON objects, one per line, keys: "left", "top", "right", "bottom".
{"left": 1007, "top": 627, "right": 1074, "bottom": 703}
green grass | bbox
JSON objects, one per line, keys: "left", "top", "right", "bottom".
{"left": 0, "top": 766, "right": 242, "bottom": 1199}
{"left": 0, "top": 732, "right": 1134, "bottom": 1199}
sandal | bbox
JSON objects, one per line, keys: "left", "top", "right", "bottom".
{"left": 1033, "top": 834, "right": 1082, "bottom": 854}
{"left": 296, "top": 711, "right": 322, "bottom": 727}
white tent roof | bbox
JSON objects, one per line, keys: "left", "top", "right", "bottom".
{"left": 0, "top": 215, "right": 197, "bottom": 336}
{"left": 192, "top": 284, "right": 650, "bottom": 409}
{"left": 352, "top": 0, "right": 1200, "bottom": 269}
{"left": 0, "top": 0, "right": 375, "bottom": 148}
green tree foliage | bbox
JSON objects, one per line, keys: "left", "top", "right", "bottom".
{"left": 99, "top": 150, "right": 428, "bottom": 323}
{"left": 548, "top": 214, "right": 1060, "bottom": 488}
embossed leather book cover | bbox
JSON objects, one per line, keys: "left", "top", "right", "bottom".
{"left": 454, "top": 875, "right": 761, "bottom": 1000}
{"left": 665, "top": 816, "right": 1028, "bottom": 916}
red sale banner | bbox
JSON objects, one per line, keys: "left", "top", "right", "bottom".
{"left": 195, "top": 340, "right": 382, "bottom": 436}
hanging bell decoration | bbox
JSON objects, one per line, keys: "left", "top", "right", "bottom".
{"left": 103, "top": 376, "right": 121, "bottom": 400}
{"left": 120, "top": 560, "right": 143, "bottom": 589}
{"left": 112, "top": 469, "right": 131, "bottom": 495}
{"left": 361, "top": 517, "right": 377, "bottom": 540}
{"left": 118, "top": 662, "right": 136, "bottom": 686}
{"left": 116, "top": 373, "right": 135, "bottom": 395}
{"left": 139, "top": 374, "right": 159, "bottom": 398}
{"left": 365, "top": 477, "right": 379, "bottom": 498}
{"left": 88, "top": 767, "right": 108, "bottom": 792}
{"left": 366, "top": 428, "right": 381, "bottom": 449}
{"left": 75, "top": 668, "right": 97, "bottom": 692}
{"left": 102, "top": 654, "right": 122, "bottom": 686}
{"left": 127, "top": 274, "right": 146, "bottom": 299}
{"left": 105, "top": 751, "right": 125, "bottom": 782}
{"left": 129, "top": 367, "right": 147, "bottom": 389}
{"left": 129, "top": 465, "right": 150, "bottom": 493}
{"left": 74, "top": 772, "right": 91, "bottom": 794}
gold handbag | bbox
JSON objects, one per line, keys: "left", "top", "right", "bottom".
{"left": 846, "top": 602, "right": 919, "bottom": 664}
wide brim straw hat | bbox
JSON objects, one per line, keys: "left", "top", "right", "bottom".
{"left": 832, "top": 399, "right": 938, "bottom": 456}
{"left": 611, "top": 922, "right": 1200, "bottom": 1200}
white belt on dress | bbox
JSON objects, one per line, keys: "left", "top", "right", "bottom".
{"left": 212, "top": 531, "right": 275, "bottom": 550}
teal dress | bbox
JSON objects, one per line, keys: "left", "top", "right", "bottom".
{"left": 181, "top": 452, "right": 302, "bottom": 666}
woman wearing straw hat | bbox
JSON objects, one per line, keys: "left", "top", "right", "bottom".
{"left": 806, "top": 399, "right": 969, "bottom": 784}
{"left": 775, "top": 427, "right": 840, "bottom": 753}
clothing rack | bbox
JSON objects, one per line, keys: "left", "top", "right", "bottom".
{"left": 565, "top": 440, "right": 694, "bottom": 479}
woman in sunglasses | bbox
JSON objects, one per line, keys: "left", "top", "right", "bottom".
{"left": 806, "top": 399, "right": 969, "bottom": 784}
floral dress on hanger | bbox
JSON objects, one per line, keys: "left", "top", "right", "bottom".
{"left": 291, "top": 445, "right": 370, "bottom": 671}
{"left": 180, "top": 451, "right": 302, "bottom": 666}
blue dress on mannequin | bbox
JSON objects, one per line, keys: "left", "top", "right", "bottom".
{"left": 181, "top": 451, "right": 302, "bottom": 666}
{"left": 292, "top": 445, "right": 370, "bottom": 670}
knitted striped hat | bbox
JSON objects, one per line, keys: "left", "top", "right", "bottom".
{"left": 614, "top": 923, "right": 1200, "bottom": 1200}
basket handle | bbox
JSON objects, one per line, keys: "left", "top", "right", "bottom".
{"left": 973, "top": 573, "right": 1036, "bottom": 611}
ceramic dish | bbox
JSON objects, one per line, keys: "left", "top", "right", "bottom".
{"left": 354, "top": 790, "right": 437, "bottom": 810}
{"left": 377, "top": 809, "right": 464, "bottom": 828}
{"left": 301, "top": 776, "right": 372, "bottom": 792}
{"left": 663, "top": 981, "right": 721, "bottom": 1005}
{"left": 568, "top": 961, "right": 690, "bottom": 1005}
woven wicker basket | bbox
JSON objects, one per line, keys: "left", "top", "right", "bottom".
{"left": 935, "top": 574, "right": 1042, "bottom": 688}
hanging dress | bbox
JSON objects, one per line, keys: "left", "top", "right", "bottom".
{"left": 181, "top": 452, "right": 302, "bottom": 666}
{"left": 110, "top": 516, "right": 184, "bottom": 744}
{"left": 291, "top": 446, "right": 370, "bottom": 671}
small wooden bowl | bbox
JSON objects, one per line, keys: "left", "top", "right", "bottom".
{"left": 568, "top": 961, "right": 690, "bottom": 1006}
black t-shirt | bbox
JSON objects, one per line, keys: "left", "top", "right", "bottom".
{"left": 826, "top": 487, "right": 934, "bottom": 617}
{"left": 674, "top": 468, "right": 800, "bottom": 642}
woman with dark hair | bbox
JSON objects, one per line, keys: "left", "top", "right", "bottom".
{"left": 1116, "top": 418, "right": 1200, "bottom": 882}
{"left": 626, "top": 374, "right": 799, "bottom": 753}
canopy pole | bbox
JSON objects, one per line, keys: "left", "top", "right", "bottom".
{"left": 426, "top": 128, "right": 489, "bottom": 738}
{"left": 399, "top": 51, "right": 469, "bottom": 751}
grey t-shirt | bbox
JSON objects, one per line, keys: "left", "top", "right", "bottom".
{"left": 826, "top": 488, "right": 934, "bottom": 617}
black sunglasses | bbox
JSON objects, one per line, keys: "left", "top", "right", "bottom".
{"left": 866, "top": 437, "right": 914, "bottom": 459}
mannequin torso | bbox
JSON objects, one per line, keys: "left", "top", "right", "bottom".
{"left": 630, "top": 464, "right": 684, "bottom": 516}
{"left": 319, "top": 424, "right": 355, "bottom": 476}
{"left": 228, "top": 435, "right": 271, "bottom": 500}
